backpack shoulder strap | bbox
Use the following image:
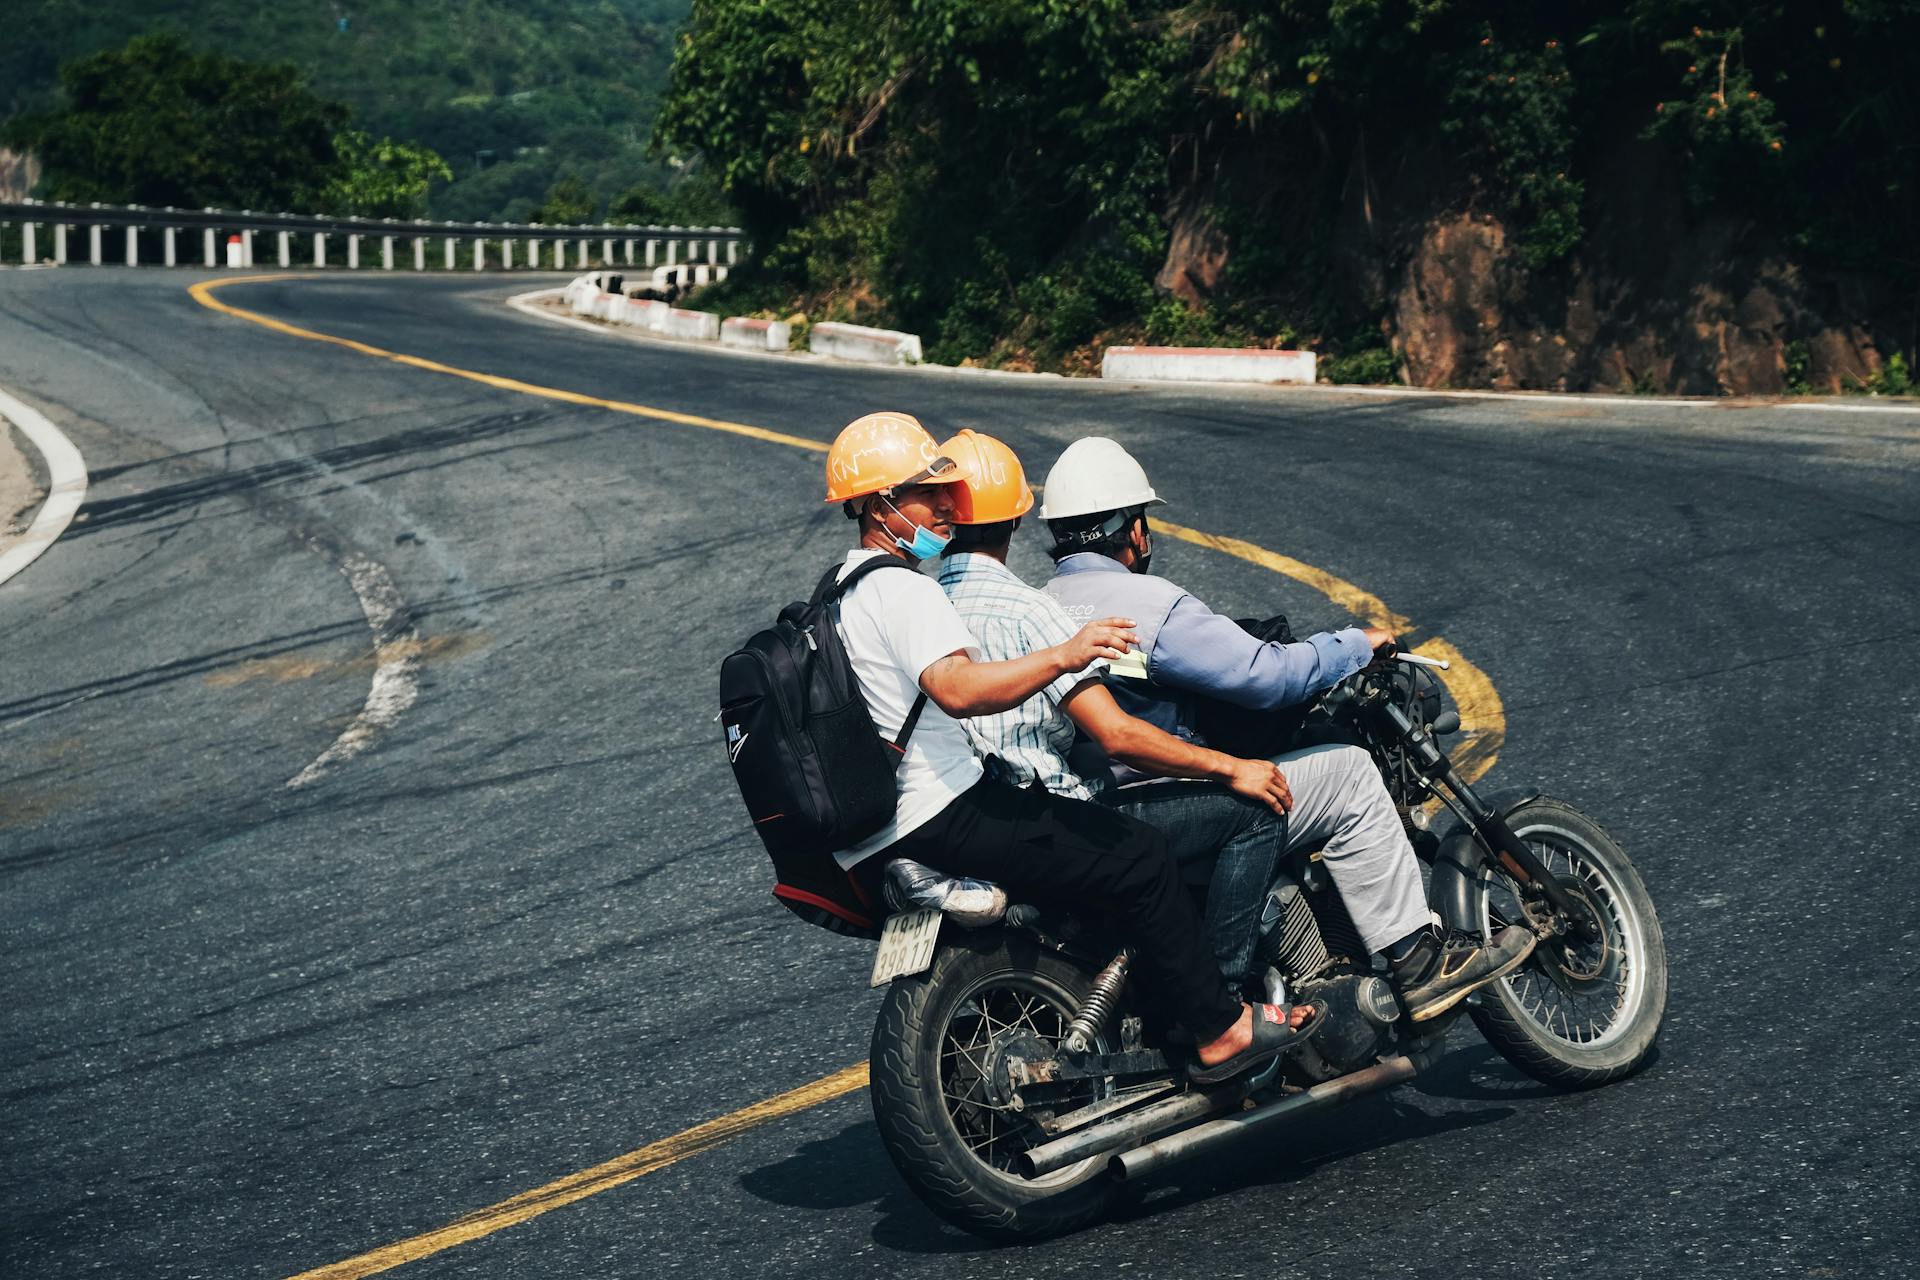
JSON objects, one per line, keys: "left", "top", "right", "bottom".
{"left": 813, "top": 553, "right": 916, "bottom": 606}
{"left": 814, "top": 553, "right": 932, "bottom": 765}
{"left": 891, "top": 691, "right": 929, "bottom": 763}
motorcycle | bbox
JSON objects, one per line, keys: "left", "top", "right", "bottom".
{"left": 863, "top": 653, "right": 1668, "bottom": 1240}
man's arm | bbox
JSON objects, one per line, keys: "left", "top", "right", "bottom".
{"left": 1150, "top": 595, "right": 1383, "bottom": 711}
{"left": 1062, "top": 682, "right": 1292, "bottom": 815}
{"left": 918, "top": 618, "right": 1137, "bottom": 718}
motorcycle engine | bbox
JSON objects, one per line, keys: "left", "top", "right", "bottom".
{"left": 1255, "top": 870, "right": 1401, "bottom": 1082}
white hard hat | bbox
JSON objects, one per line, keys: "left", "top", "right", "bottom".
{"left": 1037, "top": 437, "right": 1165, "bottom": 520}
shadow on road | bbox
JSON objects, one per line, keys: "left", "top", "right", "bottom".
{"left": 731, "top": 1040, "right": 1562, "bottom": 1254}
{"left": 738, "top": 1120, "right": 990, "bottom": 1255}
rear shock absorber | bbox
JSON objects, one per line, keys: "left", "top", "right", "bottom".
{"left": 1062, "top": 948, "right": 1132, "bottom": 1053}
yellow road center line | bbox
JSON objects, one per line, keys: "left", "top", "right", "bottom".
{"left": 186, "top": 277, "right": 1505, "bottom": 1275}
{"left": 1150, "top": 519, "right": 1504, "bottom": 779}
{"left": 285, "top": 1065, "right": 870, "bottom": 1280}
{"left": 188, "top": 277, "right": 829, "bottom": 456}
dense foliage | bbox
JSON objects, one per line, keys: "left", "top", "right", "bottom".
{"left": 657, "top": 1, "right": 1919, "bottom": 373}
{"left": 326, "top": 130, "right": 454, "bottom": 219}
{"left": 2, "top": 0, "right": 696, "bottom": 222}
{"left": 2, "top": 34, "right": 347, "bottom": 211}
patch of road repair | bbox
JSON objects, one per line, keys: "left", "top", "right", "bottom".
{"left": 0, "top": 383, "right": 89, "bottom": 588}
{"left": 285, "top": 549, "right": 422, "bottom": 789}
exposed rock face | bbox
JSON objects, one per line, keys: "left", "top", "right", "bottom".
{"left": 0, "top": 149, "right": 40, "bottom": 202}
{"left": 1157, "top": 198, "right": 1231, "bottom": 306}
{"left": 1387, "top": 212, "right": 1894, "bottom": 394}
{"left": 1161, "top": 137, "right": 1907, "bottom": 395}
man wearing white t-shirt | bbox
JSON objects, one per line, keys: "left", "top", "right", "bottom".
{"left": 820, "top": 412, "right": 1316, "bottom": 1085}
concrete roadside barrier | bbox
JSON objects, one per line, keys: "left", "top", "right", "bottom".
{"left": 660, "top": 307, "right": 721, "bottom": 341}
{"left": 810, "top": 321, "right": 922, "bottom": 366}
{"left": 568, "top": 275, "right": 599, "bottom": 315}
{"left": 1101, "top": 346, "right": 1317, "bottom": 385}
{"left": 598, "top": 293, "right": 628, "bottom": 324}
{"left": 721, "top": 316, "right": 791, "bottom": 353}
{"left": 622, "top": 297, "right": 669, "bottom": 331}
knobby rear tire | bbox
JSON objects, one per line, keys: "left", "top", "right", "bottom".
{"left": 1470, "top": 796, "right": 1668, "bottom": 1090}
{"left": 868, "top": 929, "right": 1119, "bottom": 1242}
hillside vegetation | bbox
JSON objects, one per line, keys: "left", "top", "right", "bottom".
{"left": 3, "top": 0, "right": 695, "bottom": 222}
{"left": 660, "top": 1, "right": 1918, "bottom": 393}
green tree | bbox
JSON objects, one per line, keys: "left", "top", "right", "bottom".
{"left": 324, "top": 130, "right": 452, "bottom": 219}
{"left": 658, "top": 0, "right": 1919, "bottom": 372}
{"left": 0, "top": 32, "right": 345, "bottom": 210}
{"left": 608, "top": 183, "right": 670, "bottom": 225}
{"left": 535, "top": 172, "right": 596, "bottom": 224}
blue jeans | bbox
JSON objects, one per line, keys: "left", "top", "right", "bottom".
{"left": 1100, "top": 781, "right": 1281, "bottom": 999}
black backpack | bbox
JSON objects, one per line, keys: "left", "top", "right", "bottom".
{"left": 718, "top": 556, "right": 928, "bottom": 937}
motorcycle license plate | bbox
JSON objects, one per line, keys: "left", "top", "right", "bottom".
{"left": 870, "top": 909, "right": 942, "bottom": 987}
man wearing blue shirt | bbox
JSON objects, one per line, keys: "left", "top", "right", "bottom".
{"left": 1039, "top": 437, "right": 1535, "bottom": 1022}
{"left": 934, "top": 429, "right": 1296, "bottom": 1002}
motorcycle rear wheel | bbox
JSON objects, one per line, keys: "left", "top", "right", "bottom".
{"left": 869, "top": 929, "right": 1121, "bottom": 1241}
{"left": 1470, "top": 796, "right": 1668, "bottom": 1089}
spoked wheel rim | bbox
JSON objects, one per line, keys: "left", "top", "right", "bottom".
{"left": 938, "top": 972, "right": 1109, "bottom": 1187}
{"left": 1483, "top": 823, "right": 1651, "bottom": 1052}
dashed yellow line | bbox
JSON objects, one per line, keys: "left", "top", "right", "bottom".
{"left": 189, "top": 276, "right": 1505, "bottom": 1276}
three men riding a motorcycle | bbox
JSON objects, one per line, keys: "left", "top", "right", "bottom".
{"left": 821, "top": 412, "right": 1311, "bottom": 1084}
{"left": 943, "top": 430, "right": 1537, "bottom": 1023}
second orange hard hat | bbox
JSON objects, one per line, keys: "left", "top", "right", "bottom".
{"left": 940, "top": 429, "right": 1035, "bottom": 525}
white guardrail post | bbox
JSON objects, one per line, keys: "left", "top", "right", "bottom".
{"left": 0, "top": 199, "right": 745, "bottom": 274}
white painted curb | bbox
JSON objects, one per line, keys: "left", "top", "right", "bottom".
{"left": 504, "top": 288, "right": 1920, "bottom": 414}
{"left": 721, "top": 316, "right": 792, "bottom": 352}
{"left": 661, "top": 307, "right": 721, "bottom": 341}
{"left": 810, "top": 321, "right": 922, "bottom": 365}
{"left": 0, "top": 385, "right": 89, "bottom": 589}
{"left": 1102, "top": 346, "right": 1317, "bottom": 385}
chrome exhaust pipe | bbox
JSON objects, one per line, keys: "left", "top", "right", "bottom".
{"left": 1109, "top": 1055, "right": 1421, "bottom": 1182}
{"left": 1017, "top": 1088, "right": 1236, "bottom": 1178}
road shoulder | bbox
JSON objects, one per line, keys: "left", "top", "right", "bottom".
{"left": 0, "top": 416, "right": 47, "bottom": 560}
{"left": 0, "top": 385, "right": 90, "bottom": 587}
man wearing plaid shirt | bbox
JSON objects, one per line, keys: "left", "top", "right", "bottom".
{"left": 935, "top": 430, "right": 1298, "bottom": 997}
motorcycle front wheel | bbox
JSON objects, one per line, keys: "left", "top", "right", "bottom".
{"left": 1471, "top": 796, "right": 1668, "bottom": 1089}
{"left": 869, "top": 928, "right": 1121, "bottom": 1241}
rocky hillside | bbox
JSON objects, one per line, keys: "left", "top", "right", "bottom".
{"left": 660, "top": 1, "right": 1916, "bottom": 395}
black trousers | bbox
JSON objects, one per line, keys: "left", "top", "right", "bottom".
{"left": 877, "top": 779, "right": 1242, "bottom": 1042}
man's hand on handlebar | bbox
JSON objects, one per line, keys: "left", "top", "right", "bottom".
{"left": 1362, "top": 626, "right": 1399, "bottom": 665}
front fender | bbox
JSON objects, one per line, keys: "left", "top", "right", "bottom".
{"left": 1427, "top": 787, "right": 1542, "bottom": 933}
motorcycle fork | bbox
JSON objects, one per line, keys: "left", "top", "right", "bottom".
{"left": 1411, "top": 730, "right": 1596, "bottom": 941}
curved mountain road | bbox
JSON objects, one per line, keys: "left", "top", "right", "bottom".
{"left": 2, "top": 270, "right": 1916, "bottom": 1279}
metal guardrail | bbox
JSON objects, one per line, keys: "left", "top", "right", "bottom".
{"left": 0, "top": 198, "right": 746, "bottom": 271}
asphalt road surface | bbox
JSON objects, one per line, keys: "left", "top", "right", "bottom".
{"left": 3, "top": 270, "right": 1917, "bottom": 1279}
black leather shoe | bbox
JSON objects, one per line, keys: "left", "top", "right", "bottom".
{"left": 1393, "top": 926, "right": 1537, "bottom": 1022}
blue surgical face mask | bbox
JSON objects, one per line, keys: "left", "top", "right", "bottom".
{"left": 883, "top": 496, "right": 952, "bottom": 561}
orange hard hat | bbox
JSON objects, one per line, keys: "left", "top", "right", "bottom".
{"left": 824, "top": 411, "right": 962, "bottom": 504}
{"left": 940, "top": 429, "right": 1034, "bottom": 524}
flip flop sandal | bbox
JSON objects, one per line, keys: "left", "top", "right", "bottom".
{"left": 1188, "top": 1001, "right": 1322, "bottom": 1086}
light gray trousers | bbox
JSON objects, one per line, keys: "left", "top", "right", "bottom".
{"left": 1269, "top": 743, "right": 1434, "bottom": 953}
